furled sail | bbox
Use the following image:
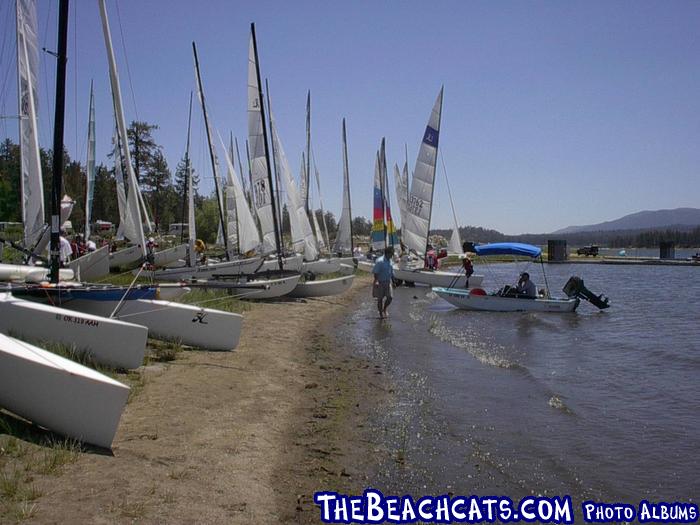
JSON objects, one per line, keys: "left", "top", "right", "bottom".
{"left": 270, "top": 114, "right": 317, "bottom": 261}
{"left": 247, "top": 32, "right": 276, "bottom": 254}
{"left": 16, "top": 0, "right": 44, "bottom": 248}
{"left": 402, "top": 87, "right": 443, "bottom": 256}
{"left": 99, "top": 0, "right": 146, "bottom": 255}
{"left": 85, "top": 81, "right": 96, "bottom": 240}
{"left": 393, "top": 164, "right": 406, "bottom": 229}
{"left": 332, "top": 119, "right": 353, "bottom": 255}
{"left": 187, "top": 163, "right": 197, "bottom": 266}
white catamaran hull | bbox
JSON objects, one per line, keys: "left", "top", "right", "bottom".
{"left": 0, "top": 333, "right": 129, "bottom": 448}
{"left": 109, "top": 244, "right": 142, "bottom": 269}
{"left": 152, "top": 257, "right": 262, "bottom": 282}
{"left": 152, "top": 243, "right": 188, "bottom": 267}
{"left": 393, "top": 267, "right": 483, "bottom": 288}
{"left": 68, "top": 245, "right": 110, "bottom": 282}
{"left": 198, "top": 274, "right": 301, "bottom": 300}
{"left": 288, "top": 274, "right": 355, "bottom": 298}
{"left": 0, "top": 263, "right": 74, "bottom": 283}
{"left": 302, "top": 258, "right": 341, "bottom": 275}
{"left": 258, "top": 254, "right": 303, "bottom": 273}
{"left": 58, "top": 298, "right": 243, "bottom": 350}
{"left": 433, "top": 287, "right": 580, "bottom": 313}
{"left": 0, "top": 293, "right": 148, "bottom": 369}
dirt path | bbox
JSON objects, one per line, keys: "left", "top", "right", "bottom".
{"left": 25, "top": 274, "right": 384, "bottom": 524}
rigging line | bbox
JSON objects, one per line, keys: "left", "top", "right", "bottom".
{"left": 72, "top": 0, "right": 78, "bottom": 163}
{"left": 114, "top": 0, "right": 139, "bottom": 121}
{"left": 439, "top": 149, "right": 461, "bottom": 241}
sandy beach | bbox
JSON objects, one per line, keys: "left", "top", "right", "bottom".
{"left": 1, "top": 274, "right": 392, "bottom": 523}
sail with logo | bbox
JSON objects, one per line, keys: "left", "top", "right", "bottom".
{"left": 402, "top": 87, "right": 443, "bottom": 256}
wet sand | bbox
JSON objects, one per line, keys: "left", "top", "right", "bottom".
{"left": 17, "top": 274, "right": 390, "bottom": 523}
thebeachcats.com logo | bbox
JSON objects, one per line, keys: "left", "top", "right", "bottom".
{"left": 313, "top": 489, "right": 699, "bottom": 523}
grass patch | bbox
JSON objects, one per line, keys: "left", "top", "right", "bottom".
{"left": 146, "top": 340, "right": 183, "bottom": 363}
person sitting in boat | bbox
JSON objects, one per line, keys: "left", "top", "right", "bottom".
{"left": 516, "top": 272, "right": 537, "bottom": 299}
{"left": 86, "top": 239, "right": 97, "bottom": 252}
{"left": 424, "top": 244, "right": 447, "bottom": 270}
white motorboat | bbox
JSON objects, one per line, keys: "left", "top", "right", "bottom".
{"left": 0, "top": 333, "right": 129, "bottom": 448}
{"left": 433, "top": 243, "right": 610, "bottom": 313}
{"left": 433, "top": 287, "right": 580, "bottom": 313}
{"left": 288, "top": 274, "right": 354, "bottom": 298}
{"left": 0, "top": 292, "right": 148, "bottom": 369}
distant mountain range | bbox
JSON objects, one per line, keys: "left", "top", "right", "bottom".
{"left": 552, "top": 208, "right": 700, "bottom": 234}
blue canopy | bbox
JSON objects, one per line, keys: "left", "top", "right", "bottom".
{"left": 474, "top": 242, "right": 542, "bottom": 258}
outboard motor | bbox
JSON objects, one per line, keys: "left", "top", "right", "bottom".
{"left": 563, "top": 276, "right": 610, "bottom": 309}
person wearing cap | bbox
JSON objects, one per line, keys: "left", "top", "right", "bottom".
{"left": 516, "top": 272, "right": 537, "bottom": 298}
{"left": 461, "top": 249, "right": 474, "bottom": 288}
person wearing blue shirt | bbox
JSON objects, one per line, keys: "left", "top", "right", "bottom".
{"left": 372, "top": 247, "right": 395, "bottom": 318}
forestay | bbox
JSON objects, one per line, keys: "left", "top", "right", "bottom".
{"left": 402, "top": 87, "right": 444, "bottom": 256}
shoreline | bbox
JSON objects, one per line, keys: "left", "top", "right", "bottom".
{"left": 1, "top": 274, "right": 388, "bottom": 523}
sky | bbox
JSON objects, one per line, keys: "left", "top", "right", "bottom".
{"left": 1, "top": 0, "right": 699, "bottom": 234}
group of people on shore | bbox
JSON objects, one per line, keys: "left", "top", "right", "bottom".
{"left": 58, "top": 231, "right": 98, "bottom": 266}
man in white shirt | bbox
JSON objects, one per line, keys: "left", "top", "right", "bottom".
{"left": 516, "top": 272, "right": 537, "bottom": 298}
{"left": 59, "top": 232, "right": 72, "bottom": 266}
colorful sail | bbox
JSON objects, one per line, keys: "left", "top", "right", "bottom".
{"left": 85, "top": 81, "right": 96, "bottom": 240}
{"left": 370, "top": 152, "right": 385, "bottom": 251}
{"left": 16, "top": 0, "right": 44, "bottom": 248}
{"left": 247, "top": 31, "right": 276, "bottom": 254}
{"left": 403, "top": 87, "right": 443, "bottom": 256}
{"left": 380, "top": 141, "right": 398, "bottom": 248}
{"left": 332, "top": 119, "right": 353, "bottom": 255}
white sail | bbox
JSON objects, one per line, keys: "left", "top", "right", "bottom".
{"left": 218, "top": 135, "right": 261, "bottom": 255}
{"left": 16, "top": 0, "right": 44, "bottom": 249}
{"left": 270, "top": 115, "right": 317, "bottom": 261}
{"left": 332, "top": 119, "right": 352, "bottom": 255}
{"left": 393, "top": 163, "right": 407, "bottom": 228}
{"left": 444, "top": 164, "right": 462, "bottom": 255}
{"left": 403, "top": 87, "right": 444, "bottom": 256}
{"left": 187, "top": 164, "right": 197, "bottom": 266}
{"left": 112, "top": 130, "right": 126, "bottom": 239}
{"left": 99, "top": 0, "right": 146, "bottom": 256}
{"left": 312, "top": 207, "right": 326, "bottom": 252}
{"left": 85, "top": 81, "right": 96, "bottom": 240}
{"left": 313, "top": 165, "right": 331, "bottom": 251}
{"left": 247, "top": 33, "right": 275, "bottom": 254}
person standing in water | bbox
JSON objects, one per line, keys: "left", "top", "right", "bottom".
{"left": 372, "top": 246, "right": 395, "bottom": 319}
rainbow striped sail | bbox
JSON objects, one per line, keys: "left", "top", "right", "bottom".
{"left": 371, "top": 152, "right": 386, "bottom": 251}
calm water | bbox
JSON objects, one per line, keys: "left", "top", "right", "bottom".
{"left": 339, "top": 263, "right": 699, "bottom": 502}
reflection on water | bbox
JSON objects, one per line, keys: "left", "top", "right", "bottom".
{"left": 339, "top": 263, "right": 700, "bottom": 501}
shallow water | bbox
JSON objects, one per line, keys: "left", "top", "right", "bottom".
{"left": 340, "top": 263, "right": 699, "bottom": 502}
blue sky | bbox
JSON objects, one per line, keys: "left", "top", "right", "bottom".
{"left": 1, "top": 0, "right": 699, "bottom": 234}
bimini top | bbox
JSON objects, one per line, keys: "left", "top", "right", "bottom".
{"left": 474, "top": 242, "right": 542, "bottom": 258}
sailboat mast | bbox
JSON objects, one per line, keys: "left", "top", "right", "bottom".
{"left": 192, "top": 41, "right": 229, "bottom": 260}
{"left": 423, "top": 87, "right": 444, "bottom": 256}
{"left": 49, "top": 0, "right": 69, "bottom": 284}
{"left": 342, "top": 118, "right": 354, "bottom": 253}
{"left": 180, "top": 91, "right": 193, "bottom": 244}
{"left": 250, "top": 23, "right": 283, "bottom": 269}
{"left": 379, "top": 139, "right": 387, "bottom": 250}
{"left": 305, "top": 91, "right": 311, "bottom": 213}
{"left": 85, "top": 79, "right": 96, "bottom": 240}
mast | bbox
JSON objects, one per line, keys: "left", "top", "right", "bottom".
{"left": 192, "top": 41, "right": 229, "bottom": 260}
{"left": 49, "top": 0, "right": 69, "bottom": 283}
{"left": 380, "top": 138, "right": 387, "bottom": 250}
{"left": 305, "top": 90, "right": 311, "bottom": 212}
{"left": 343, "top": 118, "right": 354, "bottom": 253}
{"left": 250, "top": 23, "right": 283, "bottom": 270}
{"left": 180, "top": 91, "right": 193, "bottom": 244}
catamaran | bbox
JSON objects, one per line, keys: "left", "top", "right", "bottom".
{"left": 393, "top": 88, "right": 483, "bottom": 288}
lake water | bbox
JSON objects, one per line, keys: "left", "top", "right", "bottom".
{"left": 339, "top": 263, "right": 699, "bottom": 503}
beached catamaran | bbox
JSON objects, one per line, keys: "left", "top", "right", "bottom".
{"left": 0, "top": 1, "right": 131, "bottom": 449}
{"left": 394, "top": 88, "right": 483, "bottom": 288}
